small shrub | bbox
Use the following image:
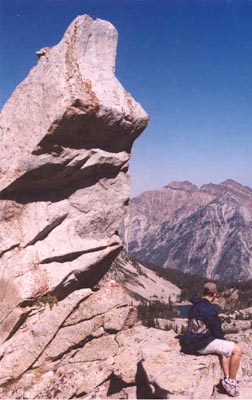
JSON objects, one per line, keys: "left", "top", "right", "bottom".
{"left": 37, "top": 294, "right": 58, "bottom": 309}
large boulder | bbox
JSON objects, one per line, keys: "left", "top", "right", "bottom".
{"left": 0, "top": 282, "right": 137, "bottom": 398}
{"left": 0, "top": 14, "right": 148, "bottom": 344}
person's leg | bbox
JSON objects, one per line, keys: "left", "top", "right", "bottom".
{"left": 221, "top": 355, "right": 230, "bottom": 378}
{"left": 198, "top": 340, "right": 242, "bottom": 396}
{"left": 229, "top": 344, "right": 243, "bottom": 380}
{"left": 222, "top": 344, "right": 242, "bottom": 397}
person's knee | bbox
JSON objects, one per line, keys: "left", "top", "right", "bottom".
{"left": 233, "top": 343, "right": 243, "bottom": 357}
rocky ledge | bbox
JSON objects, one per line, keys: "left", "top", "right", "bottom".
{"left": 0, "top": 281, "right": 223, "bottom": 400}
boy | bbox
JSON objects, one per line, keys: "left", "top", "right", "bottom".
{"left": 182, "top": 282, "right": 242, "bottom": 397}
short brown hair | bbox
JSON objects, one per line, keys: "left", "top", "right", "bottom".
{"left": 203, "top": 282, "right": 217, "bottom": 296}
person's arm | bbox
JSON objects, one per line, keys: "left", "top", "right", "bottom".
{"left": 205, "top": 305, "right": 225, "bottom": 339}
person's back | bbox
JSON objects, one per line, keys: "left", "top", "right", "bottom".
{"left": 183, "top": 295, "right": 224, "bottom": 353}
{"left": 181, "top": 282, "right": 242, "bottom": 397}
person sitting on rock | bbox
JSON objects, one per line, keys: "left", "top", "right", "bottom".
{"left": 181, "top": 282, "right": 242, "bottom": 397}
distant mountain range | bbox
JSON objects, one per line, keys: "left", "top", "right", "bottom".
{"left": 122, "top": 180, "right": 252, "bottom": 282}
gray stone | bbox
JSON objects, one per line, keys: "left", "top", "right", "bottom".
{"left": 104, "top": 305, "right": 137, "bottom": 332}
{"left": 0, "top": 14, "right": 148, "bottom": 336}
{"left": 0, "top": 288, "right": 91, "bottom": 385}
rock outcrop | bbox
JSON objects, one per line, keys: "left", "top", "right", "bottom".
{"left": 0, "top": 279, "right": 222, "bottom": 400}
{"left": 0, "top": 282, "right": 134, "bottom": 398}
{"left": 0, "top": 278, "right": 225, "bottom": 400}
{"left": 0, "top": 14, "right": 148, "bottom": 346}
{"left": 122, "top": 180, "right": 252, "bottom": 281}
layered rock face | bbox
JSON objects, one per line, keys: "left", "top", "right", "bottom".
{"left": 123, "top": 180, "right": 252, "bottom": 281}
{"left": 0, "top": 14, "right": 148, "bottom": 345}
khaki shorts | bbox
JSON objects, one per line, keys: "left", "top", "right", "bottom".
{"left": 198, "top": 339, "right": 235, "bottom": 357}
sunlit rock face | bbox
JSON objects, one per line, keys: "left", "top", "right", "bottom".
{"left": 0, "top": 282, "right": 222, "bottom": 400}
{"left": 0, "top": 15, "right": 148, "bottom": 343}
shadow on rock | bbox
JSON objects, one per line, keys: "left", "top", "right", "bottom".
{"left": 136, "top": 361, "right": 170, "bottom": 399}
{"left": 107, "top": 374, "right": 134, "bottom": 397}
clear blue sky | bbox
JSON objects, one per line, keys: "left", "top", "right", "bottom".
{"left": 1, "top": 0, "right": 252, "bottom": 197}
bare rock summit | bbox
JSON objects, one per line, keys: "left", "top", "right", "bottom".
{"left": 0, "top": 15, "right": 148, "bottom": 344}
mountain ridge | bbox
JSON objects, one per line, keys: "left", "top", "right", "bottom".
{"left": 122, "top": 179, "right": 252, "bottom": 281}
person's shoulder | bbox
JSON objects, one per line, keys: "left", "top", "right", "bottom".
{"left": 189, "top": 297, "right": 202, "bottom": 305}
{"left": 189, "top": 297, "right": 205, "bottom": 314}
{"left": 207, "top": 301, "right": 219, "bottom": 313}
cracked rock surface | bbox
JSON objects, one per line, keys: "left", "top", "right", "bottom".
{"left": 0, "top": 282, "right": 135, "bottom": 397}
{"left": 0, "top": 14, "right": 148, "bottom": 343}
{"left": 2, "top": 276, "right": 252, "bottom": 400}
{"left": 0, "top": 281, "right": 222, "bottom": 399}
